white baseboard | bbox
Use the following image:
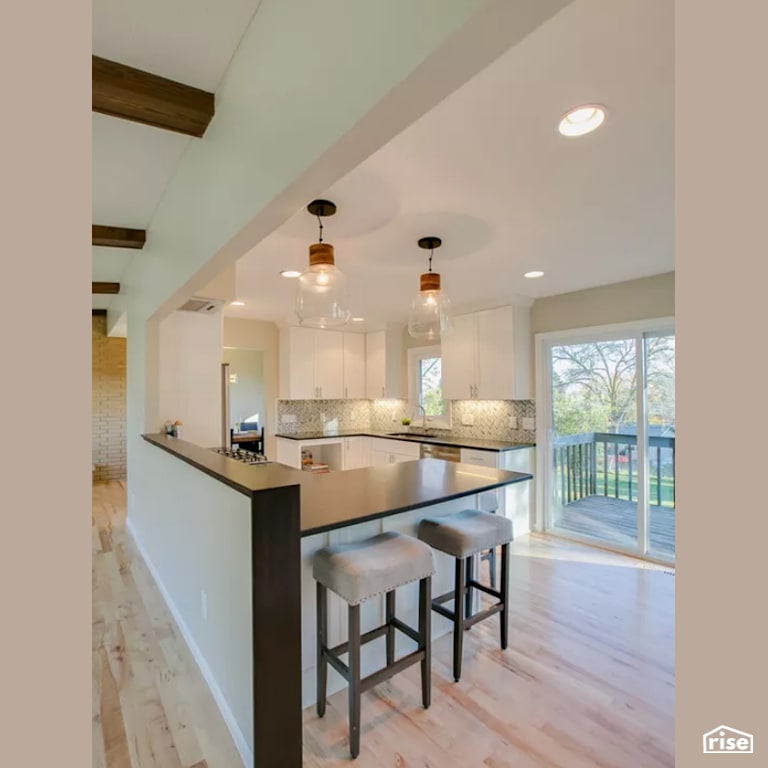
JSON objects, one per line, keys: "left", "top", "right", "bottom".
{"left": 126, "top": 518, "right": 253, "bottom": 768}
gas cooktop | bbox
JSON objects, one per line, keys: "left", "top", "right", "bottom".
{"left": 211, "top": 447, "right": 273, "bottom": 465}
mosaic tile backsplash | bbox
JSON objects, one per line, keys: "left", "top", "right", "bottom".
{"left": 277, "top": 398, "right": 536, "bottom": 443}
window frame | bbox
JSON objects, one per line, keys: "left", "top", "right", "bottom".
{"left": 407, "top": 345, "right": 452, "bottom": 429}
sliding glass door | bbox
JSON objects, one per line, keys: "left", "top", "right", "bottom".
{"left": 539, "top": 322, "right": 675, "bottom": 562}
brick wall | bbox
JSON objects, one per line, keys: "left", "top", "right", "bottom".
{"left": 92, "top": 315, "right": 126, "bottom": 481}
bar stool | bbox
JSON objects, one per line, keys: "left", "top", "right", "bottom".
{"left": 313, "top": 531, "right": 435, "bottom": 758}
{"left": 417, "top": 505, "right": 513, "bottom": 682}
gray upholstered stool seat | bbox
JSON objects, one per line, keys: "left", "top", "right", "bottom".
{"left": 418, "top": 508, "right": 513, "bottom": 559}
{"left": 313, "top": 530, "right": 435, "bottom": 605}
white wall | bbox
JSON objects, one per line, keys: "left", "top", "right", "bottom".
{"left": 127, "top": 446, "right": 253, "bottom": 764}
{"left": 158, "top": 311, "right": 223, "bottom": 448}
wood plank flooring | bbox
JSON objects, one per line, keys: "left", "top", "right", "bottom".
{"left": 553, "top": 496, "right": 675, "bottom": 558}
{"left": 93, "top": 481, "right": 674, "bottom": 768}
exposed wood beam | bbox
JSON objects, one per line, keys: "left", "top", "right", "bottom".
{"left": 93, "top": 282, "right": 120, "bottom": 295}
{"left": 92, "top": 224, "right": 146, "bottom": 249}
{"left": 92, "top": 56, "right": 215, "bottom": 137}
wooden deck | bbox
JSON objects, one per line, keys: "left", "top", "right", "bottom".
{"left": 552, "top": 495, "right": 675, "bottom": 559}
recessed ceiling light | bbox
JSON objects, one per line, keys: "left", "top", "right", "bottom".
{"left": 230, "top": 301, "right": 245, "bottom": 306}
{"left": 524, "top": 271, "right": 544, "bottom": 279}
{"left": 280, "top": 270, "right": 301, "bottom": 278}
{"left": 351, "top": 317, "right": 365, "bottom": 322}
{"left": 558, "top": 104, "right": 606, "bottom": 137}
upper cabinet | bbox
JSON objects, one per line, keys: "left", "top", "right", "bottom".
{"left": 280, "top": 327, "right": 366, "bottom": 400}
{"left": 365, "top": 325, "right": 404, "bottom": 399}
{"left": 441, "top": 305, "right": 531, "bottom": 400}
{"left": 342, "top": 333, "right": 366, "bottom": 399}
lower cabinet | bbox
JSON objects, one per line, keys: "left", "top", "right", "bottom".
{"left": 342, "top": 437, "right": 370, "bottom": 470}
{"left": 369, "top": 437, "right": 421, "bottom": 466}
{"left": 460, "top": 447, "right": 534, "bottom": 536}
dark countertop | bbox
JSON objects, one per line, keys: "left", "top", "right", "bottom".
{"left": 143, "top": 433, "right": 533, "bottom": 536}
{"left": 274, "top": 430, "right": 535, "bottom": 452}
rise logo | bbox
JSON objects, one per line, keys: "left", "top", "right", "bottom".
{"left": 703, "top": 725, "right": 754, "bottom": 754}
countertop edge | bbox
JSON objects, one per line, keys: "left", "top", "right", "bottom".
{"left": 300, "top": 471, "right": 533, "bottom": 537}
{"left": 142, "top": 434, "right": 302, "bottom": 497}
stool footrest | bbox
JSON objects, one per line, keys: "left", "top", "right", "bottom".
{"left": 467, "top": 579, "right": 502, "bottom": 600}
{"left": 328, "top": 624, "right": 388, "bottom": 657}
{"left": 390, "top": 617, "right": 421, "bottom": 644}
{"left": 360, "top": 650, "right": 425, "bottom": 694}
{"left": 323, "top": 616, "right": 424, "bottom": 685}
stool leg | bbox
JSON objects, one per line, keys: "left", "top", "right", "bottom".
{"left": 489, "top": 546, "right": 497, "bottom": 590}
{"left": 453, "top": 556, "right": 466, "bottom": 682}
{"left": 385, "top": 589, "right": 396, "bottom": 666}
{"left": 465, "top": 555, "right": 474, "bottom": 625}
{"left": 500, "top": 543, "right": 509, "bottom": 650}
{"left": 419, "top": 576, "right": 432, "bottom": 708}
{"left": 316, "top": 582, "right": 327, "bottom": 718}
{"left": 348, "top": 603, "right": 361, "bottom": 758}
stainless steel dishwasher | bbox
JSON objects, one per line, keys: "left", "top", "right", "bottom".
{"left": 420, "top": 443, "right": 461, "bottom": 462}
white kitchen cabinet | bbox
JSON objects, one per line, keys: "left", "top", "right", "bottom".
{"left": 342, "top": 333, "right": 366, "bottom": 399}
{"left": 365, "top": 325, "right": 404, "bottom": 399}
{"left": 313, "top": 330, "right": 344, "bottom": 399}
{"left": 342, "top": 436, "right": 370, "bottom": 469}
{"left": 369, "top": 437, "right": 420, "bottom": 465}
{"left": 460, "top": 446, "right": 534, "bottom": 536}
{"left": 441, "top": 305, "right": 531, "bottom": 400}
{"left": 280, "top": 327, "right": 344, "bottom": 399}
{"left": 276, "top": 437, "right": 302, "bottom": 468}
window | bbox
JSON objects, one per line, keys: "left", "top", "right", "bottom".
{"left": 408, "top": 346, "right": 451, "bottom": 428}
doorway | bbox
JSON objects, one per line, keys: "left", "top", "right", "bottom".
{"left": 536, "top": 320, "right": 675, "bottom": 563}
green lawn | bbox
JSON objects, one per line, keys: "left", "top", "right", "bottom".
{"left": 556, "top": 467, "right": 675, "bottom": 508}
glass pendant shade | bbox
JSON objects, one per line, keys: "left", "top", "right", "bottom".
{"left": 407, "top": 271, "right": 451, "bottom": 340}
{"left": 295, "top": 242, "right": 351, "bottom": 328}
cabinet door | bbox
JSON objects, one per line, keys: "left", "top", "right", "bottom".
{"left": 286, "top": 327, "right": 315, "bottom": 400}
{"left": 365, "top": 330, "right": 385, "bottom": 399}
{"left": 313, "top": 330, "right": 344, "bottom": 399}
{"left": 441, "top": 313, "right": 476, "bottom": 400}
{"left": 276, "top": 438, "right": 302, "bottom": 468}
{"left": 342, "top": 333, "right": 366, "bottom": 399}
{"left": 476, "top": 306, "right": 516, "bottom": 400}
{"left": 370, "top": 449, "right": 390, "bottom": 466}
{"left": 460, "top": 448, "right": 499, "bottom": 468}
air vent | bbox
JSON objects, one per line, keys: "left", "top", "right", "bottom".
{"left": 178, "top": 297, "right": 225, "bottom": 313}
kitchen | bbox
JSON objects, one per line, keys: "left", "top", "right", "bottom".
{"left": 92, "top": 0, "right": 675, "bottom": 765}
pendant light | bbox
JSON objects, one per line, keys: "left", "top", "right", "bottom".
{"left": 407, "top": 236, "right": 451, "bottom": 340}
{"left": 295, "top": 199, "right": 351, "bottom": 328}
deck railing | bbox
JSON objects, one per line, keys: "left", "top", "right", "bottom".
{"left": 553, "top": 432, "right": 675, "bottom": 508}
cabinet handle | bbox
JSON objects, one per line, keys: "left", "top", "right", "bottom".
{"left": 381, "top": 386, "right": 385, "bottom": 397}
{"left": 345, "top": 387, "right": 348, "bottom": 399}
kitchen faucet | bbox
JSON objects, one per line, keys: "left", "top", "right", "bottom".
{"left": 415, "top": 404, "right": 427, "bottom": 428}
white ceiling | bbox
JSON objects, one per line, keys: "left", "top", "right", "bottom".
{"left": 91, "top": 0, "right": 264, "bottom": 308}
{"left": 228, "top": 0, "right": 673, "bottom": 330}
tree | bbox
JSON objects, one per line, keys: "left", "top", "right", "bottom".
{"left": 552, "top": 337, "right": 674, "bottom": 434}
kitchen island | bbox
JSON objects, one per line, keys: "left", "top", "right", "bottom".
{"left": 140, "top": 433, "right": 532, "bottom": 767}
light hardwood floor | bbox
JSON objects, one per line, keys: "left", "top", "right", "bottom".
{"left": 93, "top": 481, "right": 674, "bottom": 768}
